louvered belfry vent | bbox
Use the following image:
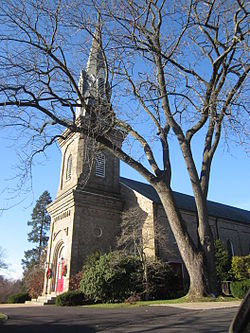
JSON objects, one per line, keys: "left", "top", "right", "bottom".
{"left": 95, "top": 152, "right": 105, "bottom": 177}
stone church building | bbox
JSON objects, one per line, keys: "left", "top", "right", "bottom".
{"left": 43, "top": 28, "right": 250, "bottom": 296}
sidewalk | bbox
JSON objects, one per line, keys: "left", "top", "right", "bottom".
{"left": 150, "top": 301, "right": 241, "bottom": 310}
{"left": 0, "top": 303, "right": 41, "bottom": 308}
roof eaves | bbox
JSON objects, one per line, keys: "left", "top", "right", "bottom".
{"left": 119, "top": 177, "right": 250, "bottom": 225}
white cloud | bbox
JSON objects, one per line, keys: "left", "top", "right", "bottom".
{"left": 0, "top": 266, "right": 23, "bottom": 281}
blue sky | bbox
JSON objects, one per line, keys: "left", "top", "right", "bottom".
{"left": 0, "top": 130, "right": 249, "bottom": 280}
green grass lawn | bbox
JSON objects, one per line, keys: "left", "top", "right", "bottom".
{"left": 84, "top": 296, "right": 239, "bottom": 308}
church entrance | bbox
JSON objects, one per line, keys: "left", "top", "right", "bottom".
{"left": 55, "top": 246, "right": 66, "bottom": 293}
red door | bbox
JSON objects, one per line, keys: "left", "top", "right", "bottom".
{"left": 56, "top": 260, "right": 64, "bottom": 292}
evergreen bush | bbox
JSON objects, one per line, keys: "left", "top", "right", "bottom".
{"left": 55, "top": 290, "right": 86, "bottom": 306}
{"left": 80, "top": 252, "right": 143, "bottom": 303}
{"left": 214, "top": 239, "right": 232, "bottom": 282}
{"left": 230, "top": 255, "right": 250, "bottom": 281}
{"left": 8, "top": 292, "right": 31, "bottom": 304}
{"left": 230, "top": 280, "right": 250, "bottom": 299}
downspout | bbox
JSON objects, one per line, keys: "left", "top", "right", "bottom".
{"left": 215, "top": 217, "right": 219, "bottom": 240}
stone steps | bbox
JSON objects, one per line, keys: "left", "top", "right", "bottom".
{"left": 25, "top": 293, "right": 56, "bottom": 306}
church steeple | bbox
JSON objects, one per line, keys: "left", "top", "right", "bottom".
{"left": 76, "top": 18, "right": 109, "bottom": 118}
{"left": 86, "top": 17, "right": 105, "bottom": 79}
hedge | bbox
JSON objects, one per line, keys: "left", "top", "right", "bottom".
{"left": 8, "top": 292, "right": 31, "bottom": 304}
{"left": 230, "top": 280, "right": 250, "bottom": 299}
{"left": 56, "top": 290, "right": 86, "bottom": 306}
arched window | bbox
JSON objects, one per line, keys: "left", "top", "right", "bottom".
{"left": 227, "top": 239, "right": 235, "bottom": 258}
{"left": 66, "top": 154, "right": 72, "bottom": 180}
{"left": 95, "top": 152, "right": 105, "bottom": 177}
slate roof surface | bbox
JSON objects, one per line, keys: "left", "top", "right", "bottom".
{"left": 120, "top": 177, "right": 250, "bottom": 224}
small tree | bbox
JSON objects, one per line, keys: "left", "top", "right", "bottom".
{"left": 215, "top": 239, "right": 232, "bottom": 282}
{"left": 22, "top": 191, "right": 52, "bottom": 270}
{"left": 118, "top": 207, "right": 166, "bottom": 258}
{"left": 22, "top": 260, "right": 45, "bottom": 299}
{"left": 118, "top": 207, "right": 168, "bottom": 299}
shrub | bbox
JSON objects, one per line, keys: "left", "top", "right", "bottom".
{"left": 8, "top": 292, "right": 31, "bottom": 304}
{"left": 56, "top": 290, "right": 86, "bottom": 306}
{"left": 124, "top": 294, "right": 141, "bottom": 304}
{"left": 230, "top": 255, "right": 250, "bottom": 281}
{"left": 80, "top": 252, "right": 142, "bottom": 303}
{"left": 230, "top": 280, "right": 250, "bottom": 299}
{"left": 69, "top": 271, "right": 83, "bottom": 291}
{"left": 143, "top": 260, "right": 182, "bottom": 300}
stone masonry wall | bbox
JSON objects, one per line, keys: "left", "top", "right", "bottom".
{"left": 70, "top": 189, "right": 123, "bottom": 275}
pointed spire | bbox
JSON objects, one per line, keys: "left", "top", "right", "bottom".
{"left": 86, "top": 15, "right": 105, "bottom": 78}
{"left": 76, "top": 16, "right": 109, "bottom": 118}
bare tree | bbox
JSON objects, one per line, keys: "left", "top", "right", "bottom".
{"left": 0, "top": 246, "right": 8, "bottom": 272}
{"left": 0, "top": 0, "right": 249, "bottom": 298}
{"left": 118, "top": 207, "right": 167, "bottom": 262}
{"left": 118, "top": 206, "right": 175, "bottom": 299}
{"left": 0, "top": 276, "right": 22, "bottom": 303}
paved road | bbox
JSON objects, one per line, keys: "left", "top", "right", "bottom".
{"left": 0, "top": 304, "right": 238, "bottom": 333}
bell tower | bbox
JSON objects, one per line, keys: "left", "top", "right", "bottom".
{"left": 44, "top": 23, "right": 123, "bottom": 295}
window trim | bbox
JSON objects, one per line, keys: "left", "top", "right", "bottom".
{"left": 227, "top": 239, "right": 235, "bottom": 257}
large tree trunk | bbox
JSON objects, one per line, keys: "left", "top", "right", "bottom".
{"left": 199, "top": 230, "right": 217, "bottom": 297}
{"left": 155, "top": 182, "right": 216, "bottom": 298}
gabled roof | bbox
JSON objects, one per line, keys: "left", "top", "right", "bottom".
{"left": 120, "top": 177, "right": 250, "bottom": 224}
